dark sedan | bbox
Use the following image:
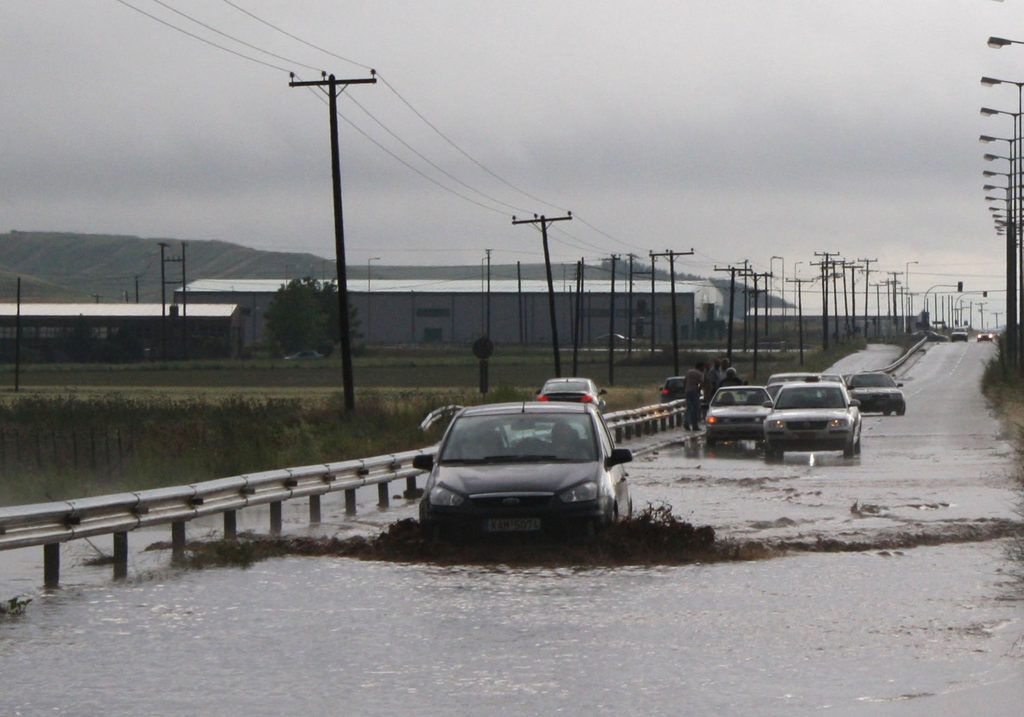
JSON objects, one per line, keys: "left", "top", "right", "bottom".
{"left": 845, "top": 372, "right": 906, "bottom": 416}
{"left": 415, "top": 402, "right": 632, "bottom": 540}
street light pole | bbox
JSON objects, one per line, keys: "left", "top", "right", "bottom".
{"left": 905, "top": 261, "right": 918, "bottom": 333}
{"left": 366, "top": 256, "right": 380, "bottom": 344}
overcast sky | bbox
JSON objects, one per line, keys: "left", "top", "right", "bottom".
{"left": 3, "top": 1, "right": 1022, "bottom": 317}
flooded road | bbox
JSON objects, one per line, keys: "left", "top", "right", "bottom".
{"left": 2, "top": 343, "right": 1022, "bottom": 715}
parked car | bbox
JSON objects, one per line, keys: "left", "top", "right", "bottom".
{"left": 414, "top": 402, "right": 632, "bottom": 540}
{"left": 765, "top": 372, "right": 843, "bottom": 400}
{"left": 845, "top": 372, "right": 905, "bottom": 415}
{"left": 660, "top": 376, "right": 687, "bottom": 403}
{"left": 537, "top": 377, "right": 607, "bottom": 411}
{"left": 763, "top": 379, "right": 862, "bottom": 459}
{"left": 951, "top": 329, "right": 969, "bottom": 342}
{"left": 705, "top": 386, "right": 773, "bottom": 446}
{"left": 284, "top": 349, "right": 324, "bottom": 360}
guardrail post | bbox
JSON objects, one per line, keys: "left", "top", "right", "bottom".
{"left": 224, "top": 511, "right": 237, "bottom": 540}
{"left": 43, "top": 543, "right": 60, "bottom": 588}
{"left": 171, "top": 521, "right": 186, "bottom": 560}
{"left": 345, "top": 489, "right": 357, "bottom": 515}
{"left": 615, "top": 426, "right": 623, "bottom": 442}
{"left": 270, "top": 501, "right": 282, "bottom": 534}
{"left": 404, "top": 476, "right": 420, "bottom": 499}
{"left": 309, "top": 495, "right": 321, "bottom": 524}
{"left": 378, "top": 483, "right": 390, "bottom": 507}
{"left": 113, "top": 531, "right": 128, "bottom": 579}
{"left": 659, "top": 415, "right": 667, "bottom": 431}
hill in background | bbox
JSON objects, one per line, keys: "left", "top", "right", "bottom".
{"left": 0, "top": 230, "right": 706, "bottom": 303}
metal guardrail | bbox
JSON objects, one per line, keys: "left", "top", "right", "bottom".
{"left": 880, "top": 336, "right": 930, "bottom": 373}
{"left": 0, "top": 399, "right": 689, "bottom": 587}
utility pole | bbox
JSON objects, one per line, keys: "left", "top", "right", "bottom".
{"left": 787, "top": 277, "right": 814, "bottom": 365}
{"left": 14, "top": 277, "right": 21, "bottom": 392}
{"left": 887, "top": 272, "right": 902, "bottom": 329}
{"left": 714, "top": 264, "right": 741, "bottom": 361}
{"left": 517, "top": 261, "right": 524, "bottom": 345}
{"left": 485, "top": 249, "right": 492, "bottom": 339}
{"left": 607, "top": 254, "right": 618, "bottom": 385}
{"left": 289, "top": 70, "right": 377, "bottom": 412}
{"left": 649, "top": 249, "right": 695, "bottom": 375}
{"left": 134, "top": 275, "right": 140, "bottom": 304}
{"left": 573, "top": 259, "right": 583, "bottom": 375}
{"left": 513, "top": 212, "right": 573, "bottom": 376}
{"left": 627, "top": 253, "right": 637, "bottom": 357}
{"left": 813, "top": 252, "right": 839, "bottom": 350}
{"left": 858, "top": 258, "right": 877, "bottom": 338}
{"left": 159, "top": 241, "right": 168, "bottom": 360}
{"left": 649, "top": 255, "right": 657, "bottom": 355}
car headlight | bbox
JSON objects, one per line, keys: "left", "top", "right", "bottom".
{"left": 429, "top": 485, "right": 465, "bottom": 507}
{"left": 828, "top": 418, "right": 849, "bottom": 428}
{"left": 559, "top": 481, "right": 599, "bottom": 503}
{"left": 767, "top": 419, "right": 785, "bottom": 429}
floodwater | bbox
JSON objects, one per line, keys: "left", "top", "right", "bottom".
{"left": 1, "top": 343, "right": 1022, "bottom": 716}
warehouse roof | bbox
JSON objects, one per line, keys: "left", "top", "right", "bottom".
{"left": 182, "top": 278, "right": 718, "bottom": 296}
{"left": 0, "top": 303, "right": 239, "bottom": 318}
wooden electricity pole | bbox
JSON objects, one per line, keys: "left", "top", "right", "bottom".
{"left": 289, "top": 71, "right": 377, "bottom": 411}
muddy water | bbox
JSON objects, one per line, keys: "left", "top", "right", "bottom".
{"left": 1, "top": 343, "right": 1022, "bottom": 715}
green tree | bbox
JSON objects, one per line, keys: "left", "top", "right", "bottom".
{"left": 264, "top": 278, "right": 329, "bottom": 355}
{"left": 264, "top": 277, "right": 360, "bottom": 355}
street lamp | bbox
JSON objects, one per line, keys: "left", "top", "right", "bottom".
{"left": 905, "top": 261, "right": 918, "bottom": 332}
{"left": 770, "top": 255, "right": 784, "bottom": 338}
{"left": 367, "top": 256, "right": 380, "bottom": 344}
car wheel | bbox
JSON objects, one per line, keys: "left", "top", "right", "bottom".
{"left": 843, "top": 439, "right": 855, "bottom": 458}
{"left": 854, "top": 435, "right": 862, "bottom": 455}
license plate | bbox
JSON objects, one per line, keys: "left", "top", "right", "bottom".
{"left": 486, "top": 518, "right": 542, "bottom": 532}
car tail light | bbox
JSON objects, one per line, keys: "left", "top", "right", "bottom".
{"left": 661, "top": 388, "right": 669, "bottom": 395}
{"left": 537, "top": 395, "right": 550, "bottom": 401}
{"left": 580, "top": 395, "right": 594, "bottom": 403}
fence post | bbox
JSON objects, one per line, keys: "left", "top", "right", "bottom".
{"left": 43, "top": 543, "right": 60, "bottom": 588}
{"left": 113, "top": 531, "right": 128, "bottom": 579}
{"left": 270, "top": 501, "right": 282, "bottom": 534}
{"left": 378, "top": 483, "right": 390, "bottom": 507}
{"left": 223, "top": 510, "right": 237, "bottom": 540}
{"left": 171, "top": 521, "right": 186, "bottom": 560}
{"left": 345, "top": 489, "right": 357, "bottom": 515}
{"left": 309, "top": 495, "right": 322, "bottom": 524}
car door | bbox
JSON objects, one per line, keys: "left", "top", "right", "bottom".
{"left": 597, "top": 413, "right": 630, "bottom": 517}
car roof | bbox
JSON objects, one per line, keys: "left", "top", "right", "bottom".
{"left": 458, "top": 401, "right": 595, "bottom": 417}
{"left": 542, "top": 377, "right": 595, "bottom": 386}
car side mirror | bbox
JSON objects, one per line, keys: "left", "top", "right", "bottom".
{"left": 412, "top": 454, "right": 434, "bottom": 471}
{"left": 849, "top": 399, "right": 861, "bottom": 407}
{"left": 605, "top": 448, "right": 633, "bottom": 468}
{"left": 762, "top": 400, "right": 774, "bottom": 408}
{"left": 897, "top": 382, "right": 904, "bottom": 387}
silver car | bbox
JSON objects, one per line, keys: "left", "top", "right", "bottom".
{"left": 763, "top": 380, "right": 862, "bottom": 459}
{"left": 705, "top": 386, "right": 773, "bottom": 446}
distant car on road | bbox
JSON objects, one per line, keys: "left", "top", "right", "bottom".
{"left": 977, "top": 332, "right": 996, "bottom": 342}
{"left": 951, "top": 329, "right": 969, "bottom": 342}
{"left": 763, "top": 379, "right": 862, "bottom": 459}
{"left": 537, "top": 377, "right": 607, "bottom": 412}
{"left": 414, "top": 402, "right": 632, "bottom": 540}
{"left": 284, "top": 350, "right": 325, "bottom": 360}
{"left": 705, "top": 386, "right": 772, "bottom": 447}
{"left": 659, "top": 376, "right": 687, "bottom": 403}
{"left": 845, "top": 372, "right": 905, "bottom": 416}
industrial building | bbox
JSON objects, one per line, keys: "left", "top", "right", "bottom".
{"left": 176, "top": 278, "right": 727, "bottom": 348}
{"left": 0, "top": 303, "right": 242, "bottom": 361}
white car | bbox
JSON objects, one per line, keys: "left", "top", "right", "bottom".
{"left": 763, "top": 379, "right": 861, "bottom": 459}
{"left": 705, "top": 386, "right": 773, "bottom": 446}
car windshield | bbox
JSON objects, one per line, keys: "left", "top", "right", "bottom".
{"left": 712, "top": 388, "right": 770, "bottom": 407}
{"left": 440, "top": 413, "right": 598, "bottom": 463}
{"left": 543, "top": 380, "right": 591, "bottom": 394}
{"left": 848, "top": 373, "right": 896, "bottom": 389}
{"left": 774, "top": 385, "right": 848, "bottom": 410}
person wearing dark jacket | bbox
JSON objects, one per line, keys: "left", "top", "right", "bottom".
{"left": 719, "top": 366, "right": 746, "bottom": 387}
{"left": 683, "top": 361, "right": 705, "bottom": 430}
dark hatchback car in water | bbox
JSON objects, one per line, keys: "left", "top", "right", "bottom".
{"left": 844, "top": 372, "right": 906, "bottom": 415}
{"left": 414, "top": 402, "right": 632, "bottom": 540}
